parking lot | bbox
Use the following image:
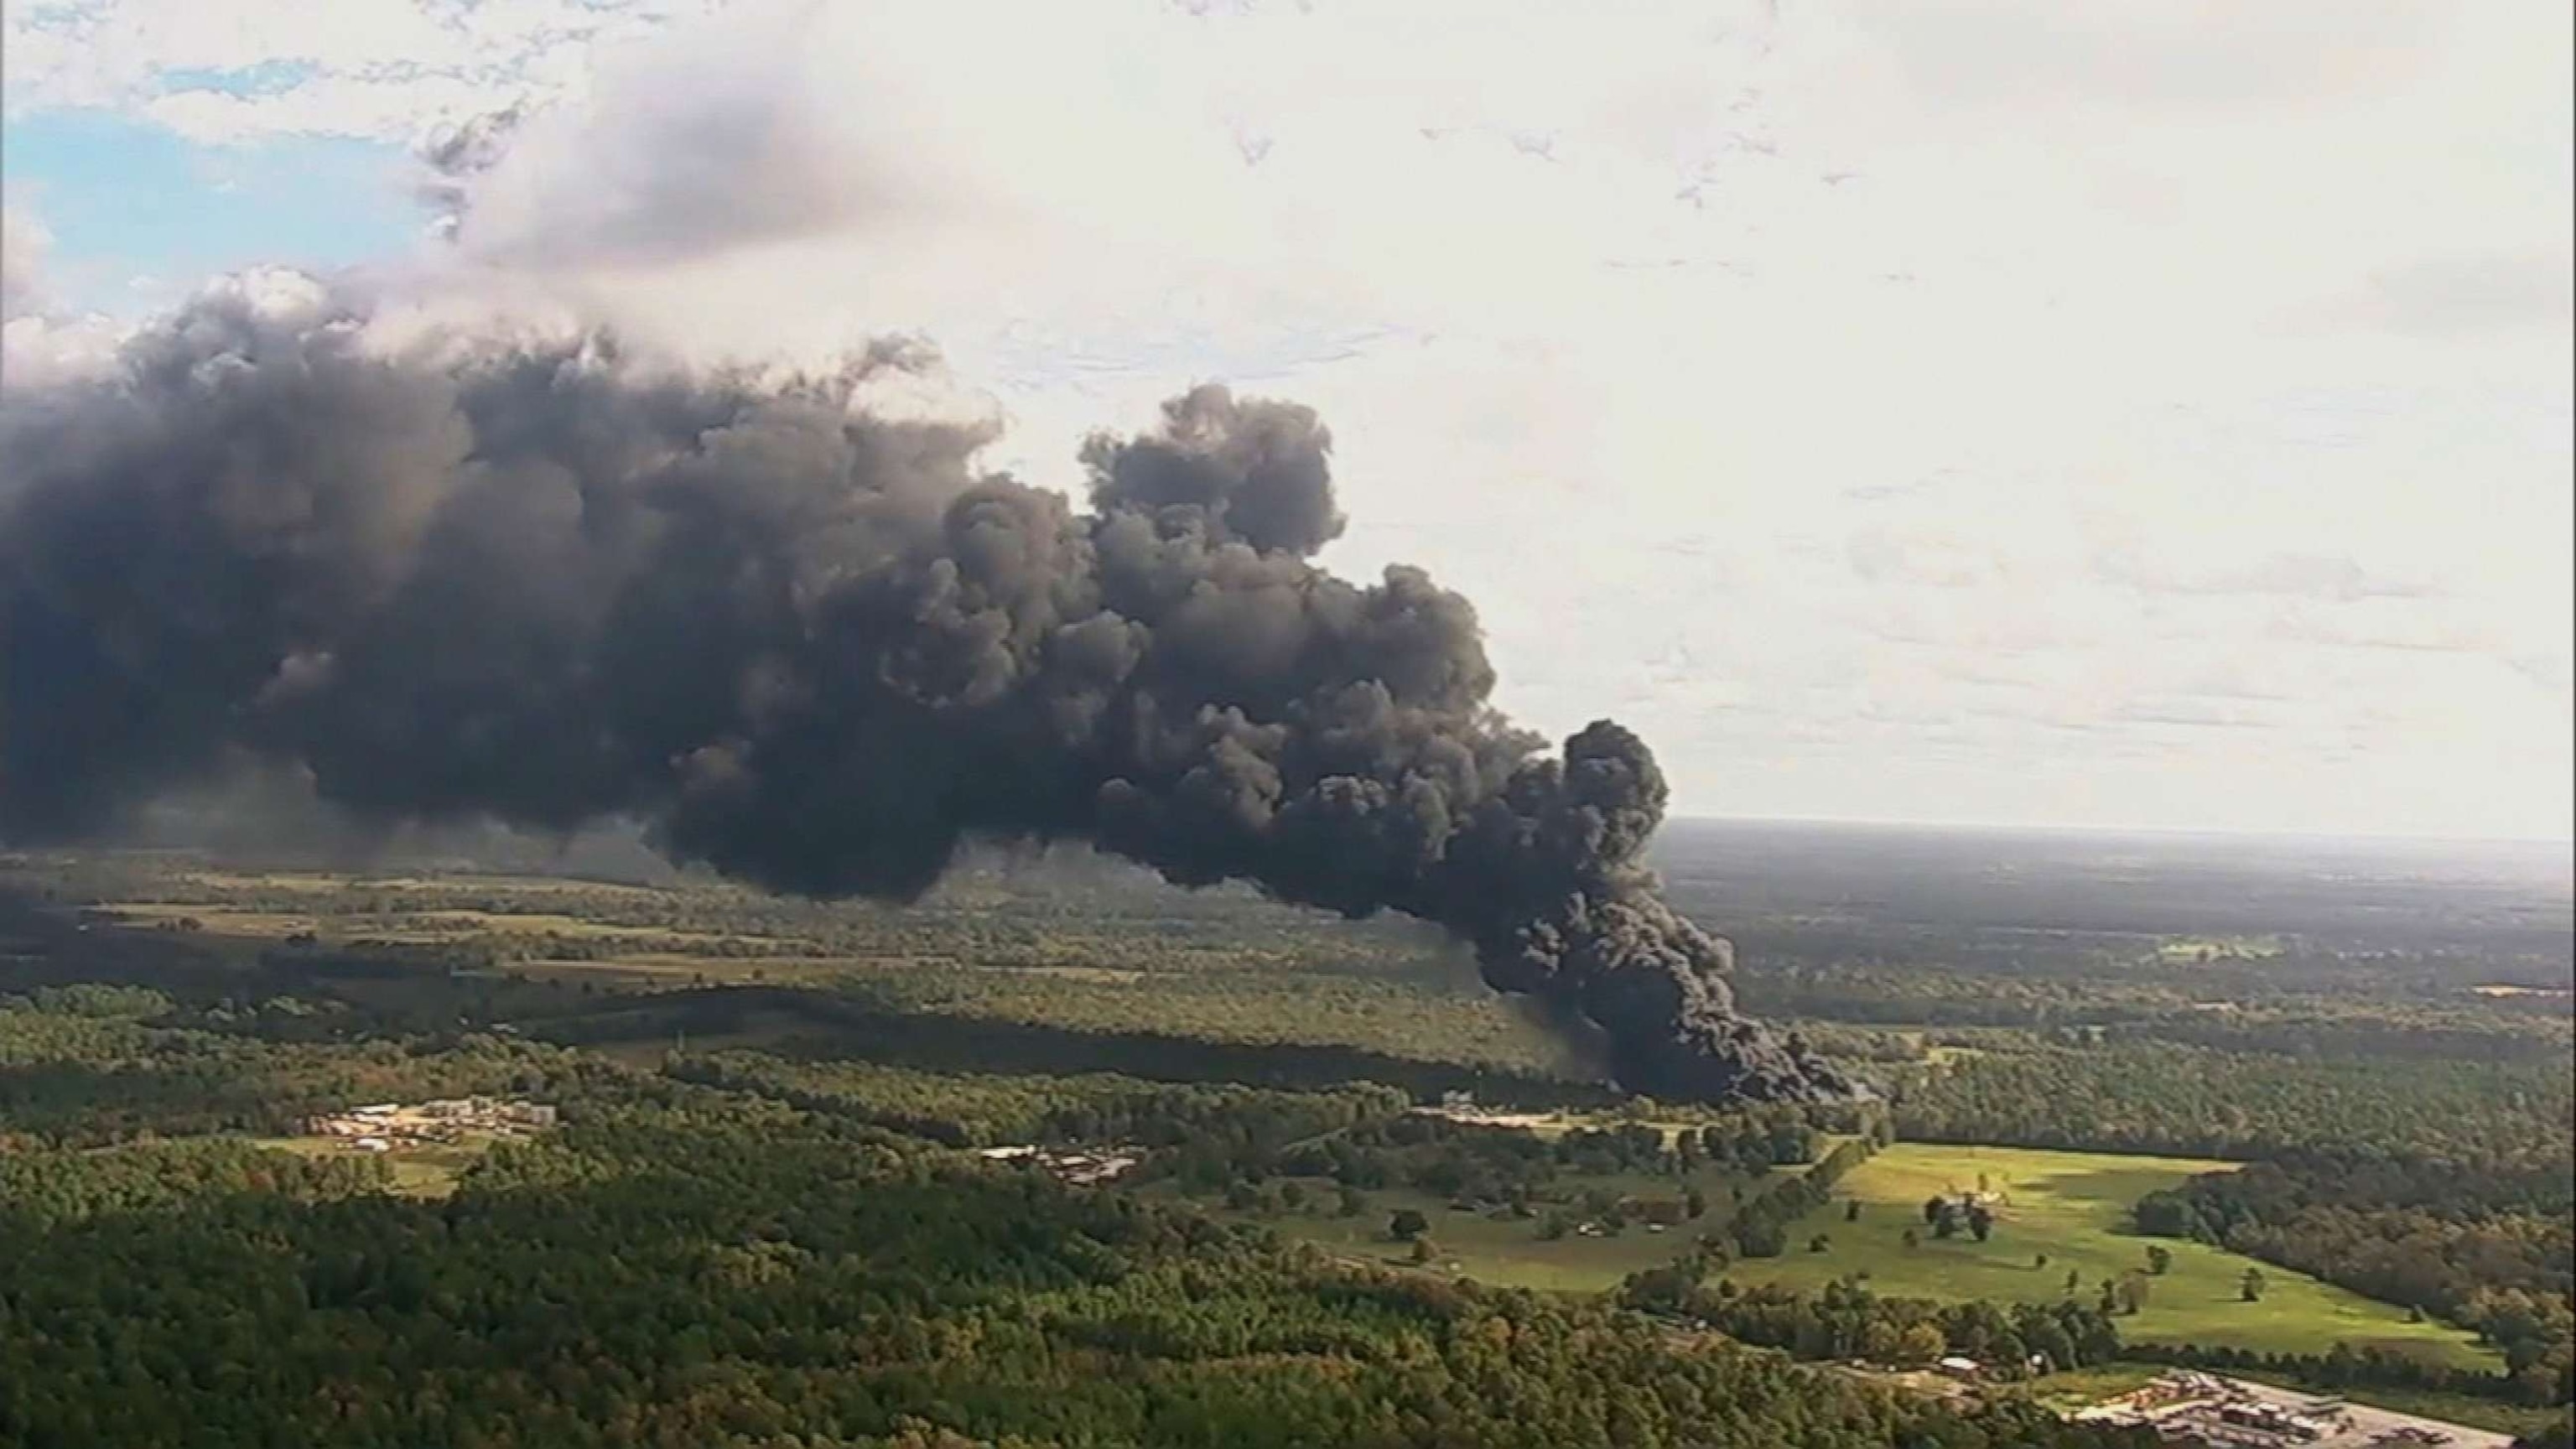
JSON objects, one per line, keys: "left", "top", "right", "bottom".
{"left": 2071, "top": 1371, "right": 2513, "bottom": 1448}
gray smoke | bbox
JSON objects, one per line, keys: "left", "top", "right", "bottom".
{"left": 0, "top": 281, "right": 1848, "bottom": 1103}
{"left": 415, "top": 106, "right": 526, "bottom": 241}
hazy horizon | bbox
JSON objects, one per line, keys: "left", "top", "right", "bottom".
{"left": 1668, "top": 812, "right": 2576, "bottom": 856}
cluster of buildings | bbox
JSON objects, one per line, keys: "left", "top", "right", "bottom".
{"left": 973, "top": 1144, "right": 1140, "bottom": 1187}
{"left": 305, "top": 1097, "right": 558, "bottom": 1152}
{"left": 2073, "top": 1372, "right": 2498, "bottom": 1448}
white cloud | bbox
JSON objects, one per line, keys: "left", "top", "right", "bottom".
{"left": 10, "top": 0, "right": 2571, "bottom": 839}
{"left": 2, "top": 0, "right": 724, "bottom": 143}
{"left": 0, "top": 202, "right": 126, "bottom": 386}
{"left": 1, "top": 205, "right": 46, "bottom": 319}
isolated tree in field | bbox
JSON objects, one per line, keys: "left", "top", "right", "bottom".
{"left": 1976, "top": 1172, "right": 1990, "bottom": 1193}
{"left": 1410, "top": 1237, "right": 1437, "bottom": 1264}
{"left": 1537, "top": 1211, "right": 1571, "bottom": 1241}
{"left": 1966, "top": 1202, "right": 1994, "bottom": 1242}
{"left": 2065, "top": 1268, "right": 2082, "bottom": 1296}
{"left": 1808, "top": 1233, "right": 1831, "bottom": 1253}
{"left": 1389, "top": 1208, "right": 1429, "bottom": 1242}
{"left": 1846, "top": 1198, "right": 1862, "bottom": 1223}
{"left": 2240, "top": 1268, "right": 2266, "bottom": 1302}
{"left": 2145, "top": 1245, "right": 2173, "bottom": 1276}
{"left": 1734, "top": 1218, "right": 1784, "bottom": 1257}
{"left": 2115, "top": 1271, "right": 2150, "bottom": 1315}
{"left": 2033, "top": 1253, "right": 2049, "bottom": 1270}
{"left": 1337, "top": 1185, "right": 1367, "bottom": 1218}
{"left": 1901, "top": 1228, "right": 1920, "bottom": 1250}
{"left": 1685, "top": 1187, "right": 1708, "bottom": 1219}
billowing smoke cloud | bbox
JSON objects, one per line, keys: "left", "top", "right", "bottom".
{"left": 0, "top": 278, "right": 1849, "bottom": 1104}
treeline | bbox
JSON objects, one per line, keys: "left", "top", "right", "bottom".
{"left": 2101, "top": 1010, "right": 2575, "bottom": 1064}
{"left": 1727, "top": 1135, "right": 1884, "bottom": 1259}
{"left": 830, "top": 963, "right": 1576, "bottom": 1075}
{"left": 1623, "top": 1270, "right": 2124, "bottom": 1380}
{"left": 1893, "top": 1042, "right": 2576, "bottom": 1166}
{"left": 548, "top": 985, "right": 1616, "bottom": 1107}
{"left": 0, "top": 1089, "right": 2150, "bottom": 1449}
{"left": 1741, "top": 963, "right": 2573, "bottom": 1061}
{"left": 2135, "top": 1152, "right": 2574, "bottom": 1405}
{"left": 0, "top": 1135, "right": 393, "bottom": 1225}
{"left": 673, "top": 1049, "right": 1410, "bottom": 1152}
{"left": 1274, "top": 1113, "right": 1642, "bottom": 1202}
{"left": 1257, "top": 1104, "right": 1860, "bottom": 1208}
{"left": 0, "top": 984, "right": 601, "bottom": 1146}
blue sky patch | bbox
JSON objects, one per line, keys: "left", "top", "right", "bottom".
{"left": 155, "top": 60, "right": 325, "bottom": 96}
{"left": 5, "top": 107, "right": 421, "bottom": 315}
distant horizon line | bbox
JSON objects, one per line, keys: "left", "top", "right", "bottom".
{"left": 1664, "top": 811, "right": 2576, "bottom": 853}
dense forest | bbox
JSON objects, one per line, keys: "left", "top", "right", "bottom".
{"left": 0, "top": 1072, "right": 2147, "bottom": 1448}
{"left": 1889, "top": 1043, "right": 2574, "bottom": 1167}
{"left": 0, "top": 832, "right": 2566, "bottom": 1443}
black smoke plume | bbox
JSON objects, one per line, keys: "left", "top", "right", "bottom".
{"left": 0, "top": 280, "right": 1849, "bottom": 1103}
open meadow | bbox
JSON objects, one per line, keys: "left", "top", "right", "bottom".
{"left": 250, "top": 1135, "right": 491, "bottom": 1198}
{"left": 1718, "top": 1143, "right": 2499, "bottom": 1368}
{"left": 1179, "top": 1182, "right": 1706, "bottom": 1294}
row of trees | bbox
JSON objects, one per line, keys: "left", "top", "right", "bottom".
{"left": 1727, "top": 1136, "right": 1881, "bottom": 1259}
{"left": 1622, "top": 1270, "right": 2126, "bottom": 1380}
{"left": 673, "top": 1049, "right": 1410, "bottom": 1153}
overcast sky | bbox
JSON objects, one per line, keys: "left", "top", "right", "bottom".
{"left": 5, "top": 0, "right": 2570, "bottom": 842}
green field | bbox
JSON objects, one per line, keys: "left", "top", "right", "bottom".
{"left": 1179, "top": 1180, "right": 1731, "bottom": 1294}
{"left": 252, "top": 1135, "right": 493, "bottom": 1199}
{"left": 1721, "top": 1144, "right": 2500, "bottom": 1368}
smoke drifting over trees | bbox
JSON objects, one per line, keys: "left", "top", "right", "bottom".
{"left": 0, "top": 277, "right": 1848, "bottom": 1103}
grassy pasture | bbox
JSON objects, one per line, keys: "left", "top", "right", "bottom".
{"left": 1720, "top": 1143, "right": 2499, "bottom": 1368}
{"left": 1189, "top": 1181, "right": 1726, "bottom": 1294}
{"left": 251, "top": 1135, "right": 493, "bottom": 1199}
